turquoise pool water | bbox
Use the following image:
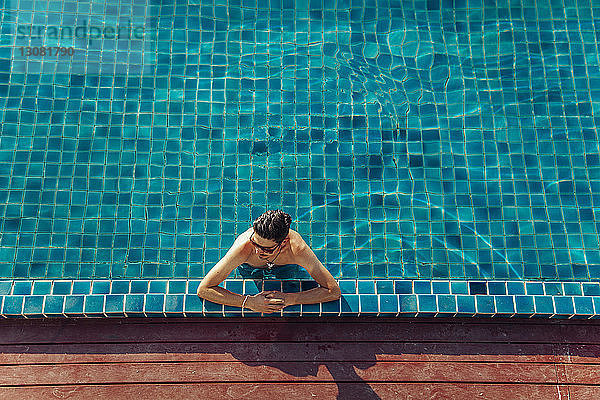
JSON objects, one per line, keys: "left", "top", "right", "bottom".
{"left": 1, "top": 0, "right": 599, "bottom": 287}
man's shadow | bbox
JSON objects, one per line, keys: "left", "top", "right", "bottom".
{"left": 236, "top": 275, "right": 380, "bottom": 399}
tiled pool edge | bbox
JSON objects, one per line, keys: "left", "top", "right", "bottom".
{"left": 1, "top": 279, "right": 600, "bottom": 318}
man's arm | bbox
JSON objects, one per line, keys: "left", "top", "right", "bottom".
{"left": 269, "top": 243, "right": 341, "bottom": 306}
{"left": 196, "top": 240, "right": 249, "bottom": 307}
{"left": 197, "top": 239, "right": 285, "bottom": 313}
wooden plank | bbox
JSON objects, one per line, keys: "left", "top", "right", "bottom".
{"left": 0, "top": 383, "right": 572, "bottom": 400}
{"left": 0, "top": 361, "right": 562, "bottom": 386}
{"left": 563, "top": 364, "right": 600, "bottom": 385}
{"left": 0, "top": 342, "right": 570, "bottom": 365}
{"left": 566, "top": 385, "right": 600, "bottom": 399}
{"left": 4, "top": 318, "right": 600, "bottom": 344}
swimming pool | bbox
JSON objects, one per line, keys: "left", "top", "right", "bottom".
{"left": 1, "top": 0, "right": 600, "bottom": 317}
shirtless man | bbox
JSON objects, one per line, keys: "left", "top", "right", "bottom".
{"left": 197, "top": 210, "right": 341, "bottom": 314}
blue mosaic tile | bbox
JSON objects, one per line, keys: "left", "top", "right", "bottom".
{"left": 450, "top": 282, "right": 469, "bottom": 295}
{"left": 165, "top": 294, "right": 185, "bottom": 315}
{"left": 84, "top": 295, "right": 105, "bottom": 316}
{"left": 394, "top": 281, "right": 412, "bottom": 294}
{"left": 187, "top": 280, "right": 202, "bottom": 294}
{"left": 488, "top": 282, "right": 507, "bottom": 295}
{"left": 243, "top": 281, "right": 260, "bottom": 296}
{"left": 149, "top": 281, "right": 168, "bottom": 294}
{"left": 414, "top": 281, "right": 432, "bottom": 294}
{"left": 4, "top": 278, "right": 600, "bottom": 318}
{"left": 124, "top": 294, "right": 145, "bottom": 316}
{"left": 515, "top": 296, "right": 535, "bottom": 315}
{"left": 322, "top": 299, "right": 340, "bottom": 315}
{"left": 476, "top": 296, "right": 496, "bottom": 315}
{"left": 282, "top": 304, "right": 301, "bottom": 316}
{"left": 105, "top": 295, "right": 125, "bottom": 315}
{"left": 379, "top": 295, "right": 398, "bottom": 314}
{"left": 341, "top": 295, "right": 359, "bottom": 315}
{"left": 72, "top": 281, "right": 91, "bottom": 295}
{"left": 263, "top": 280, "right": 282, "bottom": 292}
{"left": 111, "top": 281, "right": 130, "bottom": 294}
{"left": 0, "top": 282, "right": 12, "bottom": 296}
{"left": 359, "top": 294, "right": 379, "bottom": 314}
{"left": 469, "top": 282, "right": 487, "bottom": 295}
{"left": 376, "top": 281, "right": 394, "bottom": 294}
{"left": 301, "top": 303, "right": 321, "bottom": 315}
{"left": 456, "top": 296, "right": 476, "bottom": 315}
{"left": 23, "top": 296, "right": 44, "bottom": 317}
{"left": 437, "top": 295, "right": 457, "bottom": 314}
{"left": 282, "top": 280, "right": 301, "bottom": 293}
{"left": 534, "top": 296, "right": 555, "bottom": 316}
{"left": 32, "top": 281, "right": 52, "bottom": 295}
{"left": 12, "top": 281, "right": 32, "bottom": 295}
{"left": 544, "top": 283, "right": 563, "bottom": 296}
{"left": 130, "top": 280, "right": 149, "bottom": 294}
{"left": 224, "top": 280, "right": 243, "bottom": 294}
{"left": 573, "top": 297, "right": 594, "bottom": 316}
{"left": 64, "top": 296, "right": 85, "bottom": 316}
{"left": 44, "top": 296, "right": 65, "bottom": 316}
{"left": 583, "top": 283, "right": 600, "bottom": 296}
{"left": 202, "top": 299, "right": 223, "bottom": 314}
{"left": 2, "top": 296, "right": 24, "bottom": 315}
{"left": 417, "top": 295, "right": 437, "bottom": 313}
{"left": 357, "top": 281, "right": 375, "bottom": 294}
{"left": 563, "top": 283, "right": 583, "bottom": 296}
{"left": 495, "top": 296, "right": 515, "bottom": 315}
{"left": 507, "top": 282, "right": 525, "bottom": 295}
{"left": 168, "top": 281, "right": 187, "bottom": 294}
{"left": 91, "top": 281, "right": 111, "bottom": 295}
{"left": 553, "top": 297, "right": 575, "bottom": 316}
{"left": 432, "top": 281, "right": 450, "bottom": 294}
{"left": 145, "top": 294, "right": 165, "bottom": 315}
{"left": 52, "top": 281, "right": 72, "bottom": 295}
{"left": 593, "top": 297, "right": 600, "bottom": 319}
{"left": 184, "top": 294, "right": 203, "bottom": 316}
{"left": 526, "top": 283, "right": 544, "bottom": 295}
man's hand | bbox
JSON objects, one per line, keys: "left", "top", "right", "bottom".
{"left": 246, "top": 291, "right": 286, "bottom": 313}
{"left": 265, "top": 291, "right": 295, "bottom": 307}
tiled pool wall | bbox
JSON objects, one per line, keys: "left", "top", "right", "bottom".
{"left": 2, "top": 279, "right": 600, "bottom": 318}
{"left": 1, "top": 0, "right": 600, "bottom": 317}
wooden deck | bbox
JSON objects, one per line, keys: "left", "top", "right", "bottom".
{"left": 1, "top": 317, "right": 599, "bottom": 399}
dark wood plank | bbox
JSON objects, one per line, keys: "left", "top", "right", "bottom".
{"left": 0, "top": 383, "right": 572, "bottom": 400}
{"left": 567, "top": 344, "right": 600, "bottom": 363}
{"left": 0, "top": 361, "right": 563, "bottom": 385}
{"left": 0, "top": 342, "right": 571, "bottom": 364}
{"left": 4, "top": 318, "right": 600, "bottom": 344}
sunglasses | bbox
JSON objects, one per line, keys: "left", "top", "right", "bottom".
{"left": 249, "top": 232, "right": 282, "bottom": 253}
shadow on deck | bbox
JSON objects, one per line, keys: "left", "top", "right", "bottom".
{"left": 1, "top": 317, "right": 600, "bottom": 399}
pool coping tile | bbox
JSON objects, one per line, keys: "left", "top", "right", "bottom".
{"left": 1, "top": 279, "right": 599, "bottom": 319}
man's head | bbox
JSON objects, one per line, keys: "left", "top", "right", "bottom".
{"left": 252, "top": 209, "right": 292, "bottom": 244}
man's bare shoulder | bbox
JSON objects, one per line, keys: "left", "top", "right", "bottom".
{"left": 288, "top": 229, "right": 310, "bottom": 255}
{"left": 230, "top": 229, "right": 253, "bottom": 258}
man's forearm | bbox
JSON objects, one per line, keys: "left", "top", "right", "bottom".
{"left": 288, "top": 286, "right": 341, "bottom": 305}
{"left": 197, "top": 286, "right": 246, "bottom": 307}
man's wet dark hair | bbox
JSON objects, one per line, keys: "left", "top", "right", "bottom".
{"left": 253, "top": 209, "right": 292, "bottom": 243}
